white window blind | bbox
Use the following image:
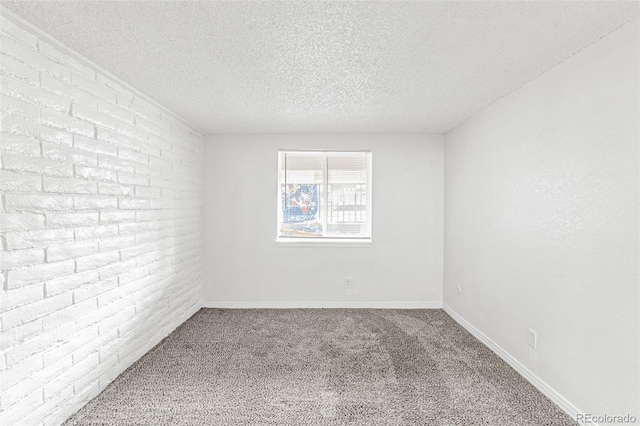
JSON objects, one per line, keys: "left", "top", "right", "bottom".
{"left": 278, "top": 150, "right": 372, "bottom": 240}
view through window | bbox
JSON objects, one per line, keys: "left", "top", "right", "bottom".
{"left": 277, "top": 150, "right": 372, "bottom": 240}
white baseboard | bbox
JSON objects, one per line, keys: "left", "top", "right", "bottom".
{"left": 442, "top": 304, "right": 588, "bottom": 425}
{"left": 202, "top": 301, "right": 442, "bottom": 309}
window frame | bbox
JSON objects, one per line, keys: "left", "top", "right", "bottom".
{"left": 275, "top": 149, "right": 373, "bottom": 247}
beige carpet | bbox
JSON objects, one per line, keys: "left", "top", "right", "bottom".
{"left": 64, "top": 309, "right": 576, "bottom": 425}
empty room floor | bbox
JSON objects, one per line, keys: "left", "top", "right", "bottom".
{"left": 64, "top": 309, "right": 575, "bottom": 425}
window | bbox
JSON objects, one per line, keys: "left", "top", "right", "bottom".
{"left": 277, "top": 150, "right": 372, "bottom": 242}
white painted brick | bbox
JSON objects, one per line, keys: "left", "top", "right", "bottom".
{"left": 97, "top": 182, "right": 134, "bottom": 197}
{"left": 71, "top": 71, "right": 116, "bottom": 104}
{"left": 43, "top": 176, "right": 97, "bottom": 194}
{"left": 98, "top": 153, "right": 134, "bottom": 172}
{"left": 0, "top": 352, "right": 42, "bottom": 392}
{"left": 46, "top": 240, "right": 99, "bottom": 262}
{"left": 74, "top": 328, "right": 116, "bottom": 367}
{"left": 118, "top": 198, "right": 149, "bottom": 210}
{"left": 97, "top": 287, "right": 129, "bottom": 310}
{"left": 74, "top": 224, "right": 119, "bottom": 241}
{"left": 102, "top": 306, "right": 137, "bottom": 334}
{"left": 71, "top": 103, "right": 116, "bottom": 130}
{"left": 73, "top": 277, "right": 118, "bottom": 304}
{"left": 160, "top": 148, "right": 181, "bottom": 164}
{"left": 115, "top": 92, "right": 133, "bottom": 108}
{"left": 132, "top": 139, "right": 161, "bottom": 157}
{"left": 1, "top": 354, "right": 71, "bottom": 412}
{"left": 97, "top": 100, "right": 134, "bottom": 124}
{"left": 2, "top": 74, "right": 71, "bottom": 114}
{"left": 135, "top": 250, "right": 163, "bottom": 267}
{"left": 73, "top": 195, "right": 118, "bottom": 210}
{"left": 96, "top": 258, "right": 136, "bottom": 280}
{"left": 2, "top": 115, "right": 74, "bottom": 146}
{"left": 45, "top": 271, "right": 98, "bottom": 298}
{"left": 3, "top": 192, "right": 73, "bottom": 211}
{"left": 41, "top": 73, "right": 96, "bottom": 108}
{"left": 0, "top": 34, "right": 70, "bottom": 82}
{"left": 64, "top": 352, "right": 102, "bottom": 398}
{"left": 4, "top": 228, "right": 73, "bottom": 250}
{"left": 42, "top": 142, "right": 98, "bottom": 166}
{"left": 134, "top": 162, "right": 161, "bottom": 178}
{"left": 98, "top": 210, "right": 135, "bottom": 224}
{"left": 74, "top": 296, "right": 121, "bottom": 330}
{"left": 149, "top": 257, "right": 172, "bottom": 274}
{"left": 0, "top": 248, "right": 45, "bottom": 271}
{"left": 172, "top": 160, "right": 202, "bottom": 176}
{"left": 45, "top": 211, "right": 99, "bottom": 228}
{"left": 149, "top": 155, "right": 172, "bottom": 170}
{"left": 42, "top": 326, "right": 98, "bottom": 369}
{"left": 149, "top": 176, "right": 171, "bottom": 189}
{"left": 118, "top": 147, "right": 148, "bottom": 164}
{"left": 1, "top": 292, "right": 72, "bottom": 331}
{"left": 0, "top": 51, "right": 40, "bottom": 85}
{"left": 148, "top": 134, "right": 172, "bottom": 151}
{"left": 0, "top": 133, "right": 41, "bottom": 155}
{"left": 39, "top": 127, "right": 75, "bottom": 147}
{"left": 134, "top": 115, "right": 166, "bottom": 136}
{"left": 4, "top": 328, "right": 61, "bottom": 370}
{"left": 0, "top": 15, "right": 38, "bottom": 47}
{"left": 0, "top": 169, "right": 41, "bottom": 192}
{"left": 76, "top": 250, "right": 119, "bottom": 272}
{"left": 75, "top": 164, "right": 117, "bottom": 182}
{"left": 0, "top": 93, "right": 39, "bottom": 122}
{"left": 118, "top": 172, "right": 149, "bottom": 186}
{"left": 129, "top": 97, "right": 161, "bottom": 121}
{"left": 19, "top": 385, "right": 73, "bottom": 426}
{"left": 0, "top": 320, "right": 43, "bottom": 352}
{"left": 118, "top": 266, "right": 150, "bottom": 287}
{"left": 0, "top": 386, "right": 43, "bottom": 425}
{"left": 0, "top": 14, "right": 205, "bottom": 426}
{"left": 38, "top": 39, "right": 95, "bottom": 79}
{"left": 0, "top": 285, "right": 44, "bottom": 312}
{"left": 74, "top": 134, "right": 117, "bottom": 157}
{"left": 42, "top": 297, "right": 97, "bottom": 333}
{"left": 6, "top": 259, "right": 75, "bottom": 289}
{"left": 98, "top": 236, "right": 134, "bottom": 252}
{"left": 149, "top": 198, "right": 175, "bottom": 209}
{"left": 97, "top": 74, "right": 134, "bottom": 101}
{"left": 119, "top": 242, "right": 156, "bottom": 261}
{"left": 3, "top": 152, "right": 73, "bottom": 177}
{"left": 41, "top": 109, "right": 95, "bottom": 138}
{"left": 116, "top": 121, "right": 147, "bottom": 142}
{"left": 96, "top": 127, "right": 134, "bottom": 149}
{"left": 135, "top": 210, "right": 162, "bottom": 222}
{"left": 43, "top": 387, "right": 81, "bottom": 426}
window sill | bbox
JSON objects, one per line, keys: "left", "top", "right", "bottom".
{"left": 275, "top": 238, "right": 372, "bottom": 248}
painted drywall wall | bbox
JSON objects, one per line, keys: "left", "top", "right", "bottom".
{"left": 0, "top": 12, "right": 204, "bottom": 425}
{"left": 203, "top": 134, "right": 444, "bottom": 308}
{"left": 444, "top": 17, "right": 639, "bottom": 420}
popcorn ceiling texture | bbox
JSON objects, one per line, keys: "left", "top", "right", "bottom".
{"left": 2, "top": 1, "right": 638, "bottom": 134}
{"left": 0, "top": 13, "right": 204, "bottom": 425}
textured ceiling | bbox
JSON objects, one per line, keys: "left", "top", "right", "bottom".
{"left": 2, "top": 1, "right": 638, "bottom": 134}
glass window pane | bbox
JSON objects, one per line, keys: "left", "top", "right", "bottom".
{"left": 278, "top": 150, "right": 371, "bottom": 240}
{"left": 326, "top": 153, "right": 369, "bottom": 237}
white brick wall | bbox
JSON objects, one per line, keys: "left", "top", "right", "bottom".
{"left": 0, "top": 12, "right": 204, "bottom": 426}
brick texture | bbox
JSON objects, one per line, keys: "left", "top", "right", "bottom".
{"left": 1, "top": 14, "right": 204, "bottom": 426}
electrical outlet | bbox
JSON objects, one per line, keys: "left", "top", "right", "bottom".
{"left": 344, "top": 278, "right": 353, "bottom": 289}
{"left": 455, "top": 281, "right": 462, "bottom": 294}
{"left": 527, "top": 328, "right": 537, "bottom": 349}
